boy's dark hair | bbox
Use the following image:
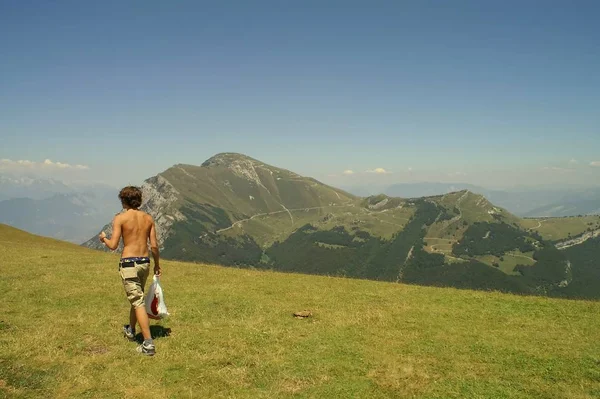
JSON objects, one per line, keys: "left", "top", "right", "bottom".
{"left": 119, "top": 186, "right": 143, "bottom": 209}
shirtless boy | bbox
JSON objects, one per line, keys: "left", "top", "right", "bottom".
{"left": 99, "top": 186, "right": 161, "bottom": 356}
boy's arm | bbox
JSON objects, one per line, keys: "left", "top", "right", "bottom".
{"left": 99, "top": 215, "right": 122, "bottom": 250}
{"left": 150, "top": 219, "right": 161, "bottom": 276}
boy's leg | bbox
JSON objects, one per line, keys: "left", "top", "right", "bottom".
{"left": 136, "top": 263, "right": 151, "bottom": 341}
{"left": 135, "top": 306, "right": 151, "bottom": 340}
{"left": 129, "top": 306, "right": 137, "bottom": 331}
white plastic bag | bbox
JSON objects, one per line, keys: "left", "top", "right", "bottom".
{"left": 145, "top": 275, "right": 169, "bottom": 319}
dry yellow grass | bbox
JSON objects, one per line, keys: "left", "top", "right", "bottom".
{"left": 2, "top": 224, "right": 600, "bottom": 398}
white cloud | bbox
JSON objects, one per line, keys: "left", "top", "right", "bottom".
{"left": 590, "top": 161, "right": 600, "bottom": 167}
{"left": 569, "top": 159, "right": 578, "bottom": 165}
{"left": 0, "top": 158, "right": 89, "bottom": 171}
{"left": 342, "top": 169, "right": 355, "bottom": 175}
{"left": 366, "top": 167, "right": 391, "bottom": 174}
{"left": 44, "top": 159, "right": 70, "bottom": 169}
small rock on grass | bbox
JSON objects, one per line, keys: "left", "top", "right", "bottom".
{"left": 293, "top": 310, "right": 312, "bottom": 319}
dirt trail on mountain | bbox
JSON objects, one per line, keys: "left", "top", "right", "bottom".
{"left": 529, "top": 219, "right": 545, "bottom": 230}
{"left": 216, "top": 199, "right": 410, "bottom": 235}
{"left": 280, "top": 203, "right": 294, "bottom": 225}
{"left": 378, "top": 220, "right": 406, "bottom": 228}
{"left": 216, "top": 204, "right": 354, "bottom": 233}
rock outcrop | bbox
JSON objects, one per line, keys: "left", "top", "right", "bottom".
{"left": 82, "top": 175, "right": 186, "bottom": 252}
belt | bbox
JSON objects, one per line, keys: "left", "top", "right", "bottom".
{"left": 119, "top": 257, "right": 150, "bottom": 268}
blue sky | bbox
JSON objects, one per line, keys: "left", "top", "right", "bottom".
{"left": 1, "top": 1, "right": 599, "bottom": 189}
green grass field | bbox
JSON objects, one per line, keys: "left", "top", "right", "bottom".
{"left": 226, "top": 203, "right": 415, "bottom": 247}
{"left": 520, "top": 216, "right": 600, "bottom": 241}
{"left": 2, "top": 224, "right": 600, "bottom": 398}
{"left": 473, "top": 251, "right": 536, "bottom": 275}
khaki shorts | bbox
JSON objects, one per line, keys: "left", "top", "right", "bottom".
{"left": 119, "top": 261, "right": 150, "bottom": 308}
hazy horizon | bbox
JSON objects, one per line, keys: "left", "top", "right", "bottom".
{"left": 2, "top": 153, "right": 600, "bottom": 193}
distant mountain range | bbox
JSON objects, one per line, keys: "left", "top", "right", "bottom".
{"left": 521, "top": 187, "right": 600, "bottom": 217}
{"left": 0, "top": 175, "right": 117, "bottom": 243}
{"left": 3, "top": 165, "right": 599, "bottom": 246}
{"left": 82, "top": 153, "right": 600, "bottom": 299}
{"left": 0, "top": 175, "right": 73, "bottom": 201}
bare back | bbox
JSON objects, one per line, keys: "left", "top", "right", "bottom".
{"left": 118, "top": 210, "right": 154, "bottom": 258}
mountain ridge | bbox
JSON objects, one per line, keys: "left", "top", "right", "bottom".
{"left": 383, "top": 182, "right": 600, "bottom": 217}
{"left": 84, "top": 153, "right": 356, "bottom": 251}
{"left": 82, "top": 153, "right": 600, "bottom": 299}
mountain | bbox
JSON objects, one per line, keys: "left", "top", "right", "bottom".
{"left": 339, "top": 183, "right": 388, "bottom": 197}
{"left": 385, "top": 182, "right": 600, "bottom": 217}
{"left": 84, "top": 153, "right": 355, "bottom": 254}
{"left": 83, "top": 153, "right": 600, "bottom": 299}
{"left": 0, "top": 192, "right": 117, "bottom": 243}
{"left": 487, "top": 187, "right": 600, "bottom": 217}
{"left": 522, "top": 187, "right": 600, "bottom": 217}
{"left": 384, "top": 182, "right": 486, "bottom": 198}
{"left": 0, "top": 175, "right": 73, "bottom": 201}
{"left": 0, "top": 174, "right": 118, "bottom": 243}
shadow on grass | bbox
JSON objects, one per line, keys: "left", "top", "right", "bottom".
{"left": 134, "top": 325, "right": 171, "bottom": 343}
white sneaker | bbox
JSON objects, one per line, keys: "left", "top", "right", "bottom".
{"left": 136, "top": 341, "right": 156, "bottom": 356}
{"left": 123, "top": 325, "right": 136, "bottom": 341}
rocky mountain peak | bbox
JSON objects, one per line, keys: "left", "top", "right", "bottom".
{"left": 200, "top": 153, "right": 279, "bottom": 188}
{"left": 201, "top": 153, "right": 258, "bottom": 168}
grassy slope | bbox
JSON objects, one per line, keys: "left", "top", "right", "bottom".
{"left": 215, "top": 199, "right": 415, "bottom": 250}
{"left": 473, "top": 251, "right": 536, "bottom": 275}
{"left": 520, "top": 215, "right": 600, "bottom": 241}
{"left": 163, "top": 160, "right": 355, "bottom": 220}
{"left": 422, "top": 192, "right": 523, "bottom": 266}
{"left": 158, "top": 159, "right": 363, "bottom": 252}
{"left": 3, "top": 224, "right": 600, "bottom": 398}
